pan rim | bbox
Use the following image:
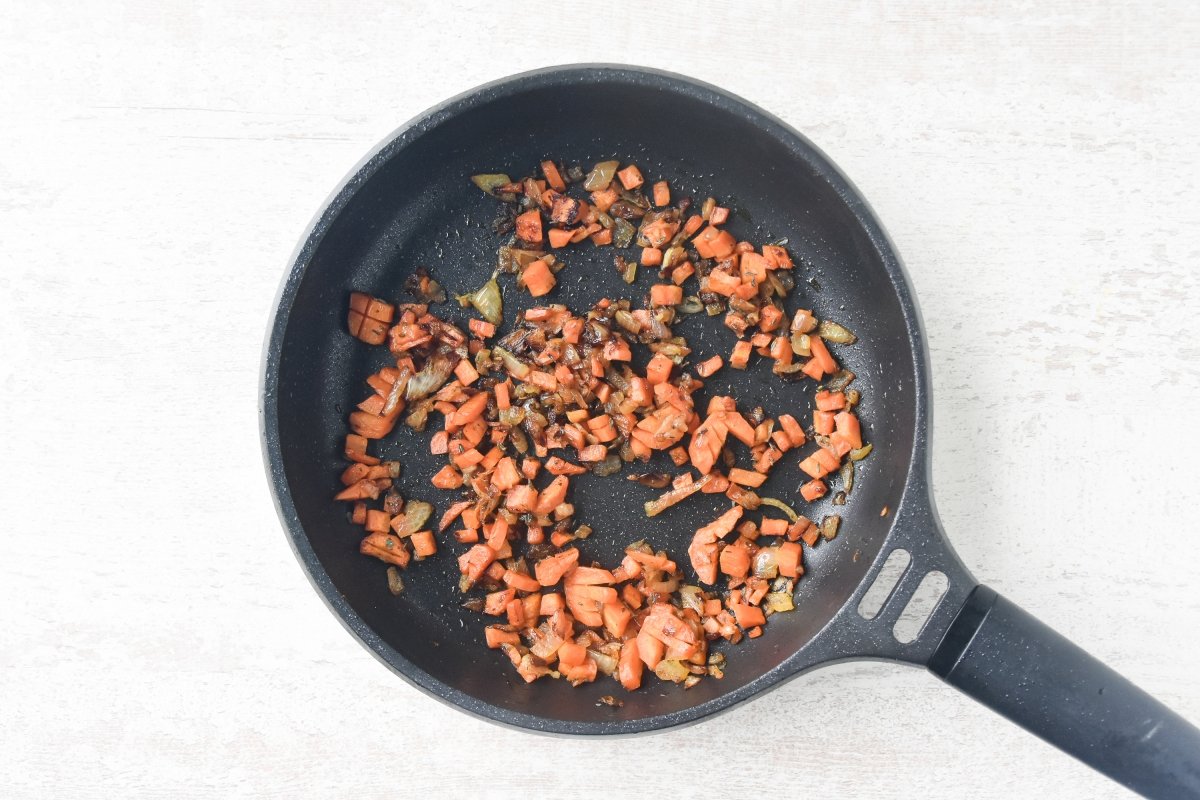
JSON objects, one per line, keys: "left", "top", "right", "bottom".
{"left": 260, "top": 62, "right": 933, "bottom": 735}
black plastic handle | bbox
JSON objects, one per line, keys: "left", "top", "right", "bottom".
{"left": 929, "top": 585, "right": 1200, "bottom": 799}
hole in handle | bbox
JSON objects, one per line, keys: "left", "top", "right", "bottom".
{"left": 856, "top": 548, "right": 911, "bottom": 620}
{"left": 892, "top": 571, "right": 950, "bottom": 644}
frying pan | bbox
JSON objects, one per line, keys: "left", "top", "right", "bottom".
{"left": 261, "top": 65, "right": 1200, "bottom": 797}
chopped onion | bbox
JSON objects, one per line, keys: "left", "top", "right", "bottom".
{"left": 454, "top": 275, "right": 503, "bottom": 325}
{"left": 764, "top": 592, "right": 795, "bottom": 613}
{"left": 849, "top": 443, "right": 873, "bottom": 461}
{"left": 405, "top": 353, "right": 454, "bottom": 400}
{"left": 824, "top": 369, "right": 856, "bottom": 391}
{"left": 790, "top": 333, "right": 811, "bottom": 357}
{"left": 591, "top": 454, "right": 621, "bottom": 477}
{"left": 753, "top": 548, "right": 779, "bottom": 579}
{"left": 818, "top": 320, "right": 857, "bottom": 344}
{"left": 613, "top": 217, "right": 636, "bottom": 249}
{"left": 386, "top": 566, "right": 405, "bottom": 595}
{"left": 679, "top": 585, "right": 705, "bottom": 613}
{"left": 470, "top": 173, "right": 511, "bottom": 195}
{"left": 583, "top": 160, "right": 619, "bottom": 191}
{"left": 840, "top": 460, "right": 855, "bottom": 493}
{"left": 393, "top": 501, "right": 432, "bottom": 536}
{"left": 654, "top": 659, "right": 690, "bottom": 683}
{"left": 759, "top": 496, "right": 799, "bottom": 522}
{"left": 820, "top": 515, "right": 841, "bottom": 541}
{"left": 588, "top": 648, "right": 619, "bottom": 676}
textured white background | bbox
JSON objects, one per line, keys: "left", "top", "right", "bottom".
{"left": 2, "top": 2, "right": 1198, "bottom": 798}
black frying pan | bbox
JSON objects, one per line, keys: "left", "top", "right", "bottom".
{"left": 261, "top": 65, "right": 1200, "bottom": 797}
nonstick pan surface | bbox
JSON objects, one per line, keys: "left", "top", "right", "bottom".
{"left": 263, "top": 66, "right": 1200, "bottom": 796}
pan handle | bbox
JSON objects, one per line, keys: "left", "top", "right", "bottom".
{"left": 929, "top": 585, "right": 1200, "bottom": 799}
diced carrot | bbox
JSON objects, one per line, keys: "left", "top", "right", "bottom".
{"left": 456, "top": 543, "right": 495, "bottom": 585}
{"left": 617, "top": 164, "right": 643, "bottom": 190}
{"left": 801, "top": 358, "right": 824, "bottom": 380}
{"left": 578, "top": 444, "right": 607, "bottom": 462}
{"left": 343, "top": 434, "right": 379, "bottom": 465}
{"left": 669, "top": 446, "right": 689, "bottom": 467}
{"left": 515, "top": 209, "right": 542, "bottom": 243}
{"left": 431, "top": 464, "right": 463, "bottom": 489}
{"left": 348, "top": 410, "right": 396, "bottom": 440}
{"left": 834, "top": 411, "right": 863, "bottom": 449}
{"left": 535, "top": 548, "right": 580, "bottom": 586}
{"left": 528, "top": 370, "right": 557, "bottom": 391}
{"left": 602, "top": 337, "right": 631, "bottom": 362}
{"left": 695, "top": 226, "right": 736, "bottom": 260}
{"left": 521, "top": 257, "right": 556, "bottom": 297}
{"left": 777, "top": 541, "right": 803, "bottom": 578}
{"left": 730, "top": 603, "right": 766, "bottom": 629}
{"left": 590, "top": 186, "right": 618, "bottom": 213}
{"left": 534, "top": 475, "right": 569, "bottom": 515}
{"left": 809, "top": 334, "right": 838, "bottom": 373}
{"left": 590, "top": 228, "right": 613, "bottom": 246}
{"left": 798, "top": 455, "right": 827, "bottom": 480}
{"left": 728, "top": 468, "right": 767, "bottom": 488}
{"left": 645, "top": 353, "right": 674, "bottom": 385}
{"left": 814, "top": 410, "right": 835, "bottom": 435}
{"left": 503, "top": 569, "right": 541, "bottom": 593}
{"left": 541, "top": 160, "right": 565, "bottom": 191}
{"left": 815, "top": 390, "right": 846, "bottom": 411}
{"left": 722, "top": 412, "right": 756, "bottom": 447}
{"left": 618, "top": 639, "right": 643, "bottom": 690}
{"left": 351, "top": 502, "right": 367, "bottom": 525}
{"left": 688, "top": 414, "right": 728, "bottom": 476}
{"left": 800, "top": 479, "right": 828, "bottom": 502}
{"left": 693, "top": 355, "right": 723, "bottom": 378}
{"left": 652, "top": 180, "right": 670, "bottom": 207}
{"left": 760, "top": 518, "right": 789, "bottom": 537}
{"left": 485, "top": 626, "right": 521, "bottom": 649}
{"left": 484, "top": 588, "right": 517, "bottom": 616}
{"left": 687, "top": 504, "right": 744, "bottom": 584}
{"left": 740, "top": 252, "right": 768, "bottom": 287}
{"left": 410, "top": 530, "right": 437, "bottom": 558}
{"left": 636, "top": 628, "right": 666, "bottom": 669}
{"left": 709, "top": 206, "right": 730, "bottom": 225}
{"left": 704, "top": 269, "right": 741, "bottom": 296}
{"left": 454, "top": 359, "right": 479, "bottom": 386}
{"left": 469, "top": 318, "right": 495, "bottom": 339}
{"left": 520, "top": 457, "right": 540, "bottom": 481}
{"left": 641, "top": 247, "right": 663, "bottom": 267}
{"left": 778, "top": 414, "right": 805, "bottom": 447}
{"left": 491, "top": 457, "right": 521, "bottom": 491}
{"left": 814, "top": 447, "right": 841, "bottom": 473}
{"left": 450, "top": 392, "right": 489, "bottom": 427}
{"left": 670, "top": 261, "right": 695, "bottom": 285}
{"left": 548, "top": 227, "right": 573, "bottom": 248}
{"left": 730, "top": 340, "right": 752, "bottom": 369}
{"left": 360, "top": 532, "right": 410, "bottom": 568}
{"left": 365, "top": 509, "right": 391, "bottom": 533}
{"left": 757, "top": 304, "right": 784, "bottom": 333}
{"left": 356, "top": 394, "right": 385, "bottom": 415}
{"left": 341, "top": 463, "right": 370, "bottom": 486}
{"left": 719, "top": 540, "right": 752, "bottom": 578}
{"left": 505, "top": 484, "right": 539, "bottom": 513}
{"left": 762, "top": 244, "right": 793, "bottom": 269}
{"left": 650, "top": 283, "right": 682, "bottom": 306}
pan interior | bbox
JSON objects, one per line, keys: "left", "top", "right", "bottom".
{"left": 272, "top": 71, "right": 918, "bottom": 725}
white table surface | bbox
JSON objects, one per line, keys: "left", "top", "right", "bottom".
{"left": 3, "top": 2, "right": 1198, "bottom": 797}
